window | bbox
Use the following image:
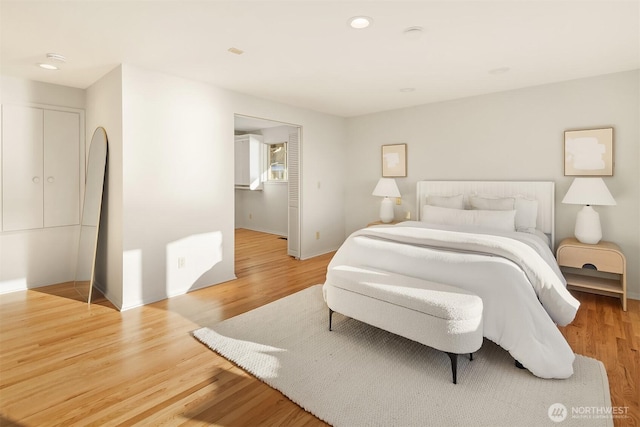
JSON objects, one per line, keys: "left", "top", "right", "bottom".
{"left": 267, "top": 142, "right": 287, "bottom": 181}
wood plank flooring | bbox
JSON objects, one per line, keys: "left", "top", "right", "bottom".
{"left": 1, "top": 228, "right": 638, "bottom": 426}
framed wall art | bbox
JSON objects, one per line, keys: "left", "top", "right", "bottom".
{"left": 382, "top": 143, "right": 407, "bottom": 177}
{"left": 564, "top": 127, "right": 613, "bottom": 176}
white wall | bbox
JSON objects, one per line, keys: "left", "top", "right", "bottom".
{"left": 0, "top": 76, "right": 85, "bottom": 293}
{"left": 116, "top": 64, "right": 345, "bottom": 309}
{"left": 235, "top": 181, "right": 289, "bottom": 236}
{"left": 119, "top": 64, "right": 235, "bottom": 309}
{"left": 0, "top": 76, "right": 85, "bottom": 109}
{"left": 345, "top": 70, "right": 640, "bottom": 299}
{"left": 235, "top": 125, "right": 296, "bottom": 236}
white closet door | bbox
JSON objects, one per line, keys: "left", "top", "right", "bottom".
{"left": 2, "top": 105, "right": 44, "bottom": 231}
{"left": 43, "top": 110, "right": 80, "bottom": 227}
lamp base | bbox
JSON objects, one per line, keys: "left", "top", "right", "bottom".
{"left": 379, "top": 197, "right": 394, "bottom": 223}
{"left": 574, "top": 205, "right": 602, "bottom": 244}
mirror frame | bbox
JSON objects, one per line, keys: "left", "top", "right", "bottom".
{"left": 74, "top": 127, "right": 108, "bottom": 303}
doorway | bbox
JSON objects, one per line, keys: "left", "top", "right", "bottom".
{"left": 233, "top": 114, "right": 301, "bottom": 259}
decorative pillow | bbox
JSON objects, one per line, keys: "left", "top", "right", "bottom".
{"left": 469, "top": 195, "right": 538, "bottom": 233}
{"left": 514, "top": 197, "right": 538, "bottom": 233}
{"left": 422, "top": 205, "right": 516, "bottom": 231}
{"left": 426, "top": 194, "right": 464, "bottom": 209}
{"left": 469, "top": 196, "right": 515, "bottom": 211}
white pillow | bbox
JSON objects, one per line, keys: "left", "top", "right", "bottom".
{"left": 469, "top": 195, "right": 538, "bottom": 233}
{"left": 426, "top": 194, "right": 464, "bottom": 209}
{"left": 514, "top": 197, "right": 538, "bottom": 233}
{"left": 422, "top": 205, "right": 516, "bottom": 232}
{"left": 469, "top": 196, "right": 515, "bottom": 211}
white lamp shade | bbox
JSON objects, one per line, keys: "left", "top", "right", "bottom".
{"left": 372, "top": 178, "right": 401, "bottom": 198}
{"left": 562, "top": 178, "right": 616, "bottom": 206}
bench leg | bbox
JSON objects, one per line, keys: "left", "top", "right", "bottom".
{"left": 446, "top": 352, "right": 458, "bottom": 384}
{"left": 329, "top": 309, "right": 334, "bottom": 331}
{"left": 470, "top": 353, "right": 473, "bottom": 361}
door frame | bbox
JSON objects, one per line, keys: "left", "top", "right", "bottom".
{"left": 233, "top": 113, "right": 302, "bottom": 258}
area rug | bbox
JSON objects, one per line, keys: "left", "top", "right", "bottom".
{"left": 193, "top": 285, "right": 613, "bottom": 427}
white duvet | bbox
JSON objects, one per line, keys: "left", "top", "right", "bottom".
{"left": 324, "top": 221, "right": 580, "bottom": 379}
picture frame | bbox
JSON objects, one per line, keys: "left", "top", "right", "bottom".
{"left": 564, "top": 128, "right": 613, "bottom": 176}
{"left": 382, "top": 143, "right": 407, "bottom": 177}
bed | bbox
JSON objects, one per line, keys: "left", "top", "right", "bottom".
{"left": 323, "top": 180, "right": 580, "bottom": 379}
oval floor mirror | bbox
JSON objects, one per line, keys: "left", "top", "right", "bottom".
{"left": 74, "top": 127, "right": 108, "bottom": 303}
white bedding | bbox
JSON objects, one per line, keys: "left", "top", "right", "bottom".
{"left": 324, "top": 221, "right": 580, "bottom": 379}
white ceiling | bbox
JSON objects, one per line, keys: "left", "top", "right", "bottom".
{"left": 1, "top": 1, "right": 638, "bottom": 117}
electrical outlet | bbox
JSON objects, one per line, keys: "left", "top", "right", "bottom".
{"left": 316, "top": 231, "right": 320, "bottom": 240}
{"left": 396, "top": 197, "right": 402, "bottom": 205}
{"left": 178, "top": 257, "right": 186, "bottom": 269}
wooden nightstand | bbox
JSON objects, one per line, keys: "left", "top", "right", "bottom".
{"left": 556, "top": 238, "right": 627, "bottom": 311}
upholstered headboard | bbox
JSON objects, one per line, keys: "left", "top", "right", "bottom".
{"left": 416, "top": 180, "right": 555, "bottom": 248}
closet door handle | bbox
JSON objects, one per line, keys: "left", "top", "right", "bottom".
{"left": 47, "top": 177, "right": 55, "bottom": 183}
{"left": 32, "top": 176, "right": 41, "bottom": 183}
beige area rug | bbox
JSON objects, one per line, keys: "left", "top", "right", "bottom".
{"left": 193, "top": 285, "right": 613, "bottom": 427}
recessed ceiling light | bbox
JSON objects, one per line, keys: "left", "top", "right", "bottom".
{"left": 348, "top": 16, "right": 372, "bottom": 29}
{"left": 228, "top": 47, "right": 244, "bottom": 55}
{"left": 38, "top": 63, "right": 59, "bottom": 70}
{"left": 403, "top": 26, "right": 424, "bottom": 39}
{"left": 489, "top": 67, "right": 510, "bottom": 75}
{"left": 399, "top": 88, "right": 415, "bottom": 93}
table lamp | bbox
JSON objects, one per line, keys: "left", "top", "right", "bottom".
{"left": 561, "top": 178, "right": 616, "bottom": 244}
{"left": 372, "top": 178, "right": 401, "bottom": 223}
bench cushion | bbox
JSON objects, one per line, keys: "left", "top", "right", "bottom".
{"left": 328, "top": 265, "right": 483, "bottom": 321}
{"left": 324, "top": 265, "right": 484, "bottom": 355}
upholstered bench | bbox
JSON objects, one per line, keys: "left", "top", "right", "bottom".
{"left": 323, "top": 267, "right": 484, "bottom": 384}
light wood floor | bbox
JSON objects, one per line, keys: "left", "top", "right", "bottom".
{"left": 1, "top": 229, "right": 638, "bottom": 426}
